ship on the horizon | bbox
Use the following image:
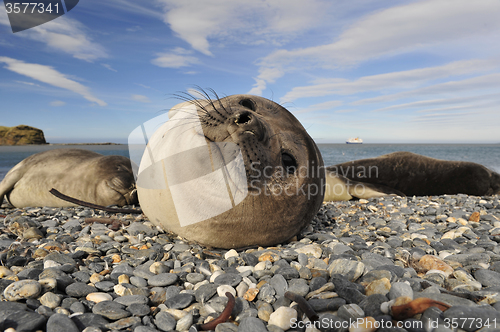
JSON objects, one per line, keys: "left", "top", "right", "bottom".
{"left": 346, "top": 137, "right": 363, "bottom": 144}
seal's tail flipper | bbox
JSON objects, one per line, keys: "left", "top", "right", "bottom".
{"left": 346, "top": 180, "right": 406, "bottom": 200}
{"left": 324, "top": 173, "right": 405, "bottom": 201}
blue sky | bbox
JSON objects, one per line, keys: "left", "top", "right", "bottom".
{"left": 1, "top": 0, "right": 500, "bottom": 144}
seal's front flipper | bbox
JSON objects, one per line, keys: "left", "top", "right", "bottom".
{"left": 324, "top": 172, "right": 405, "bottom": 201}
{"left": 0, "top": 168, "right": 23, "bottom": 206}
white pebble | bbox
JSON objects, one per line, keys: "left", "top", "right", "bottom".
{"left": 210, "top": 270, "right": 225, "bottom": 283}
{"left": 425, "top": 269, "right": 448, "bottom": 278}
{"left": 217, "top": 285, "right": 236, "bottom": 298}
{"left": 44, "top": 260, "right": 61, "bottom": 269}
{"left": 236, "top": 281, "right": 249, "bottom": 298}
{"left": 236, "top": 266, "right": 254, "bottom": 273}
{"left": 254, "top": 261, "right": 271, "bottom": 271}
{"left": 295, "top": 244, "right": 322, "bottom": 258}
{"left": 243, "top": 277, "right": 257, "bottom": 289}
{"left": 176, "top": 312, "right": 193, "bottom": 331}
{"left": 3, "top": 279, "right": 42, "bottom": 301}
{"left": 193, "top": 280, "right": 209, "bottom": 290}
{"left": 380, "top": 300, "right": 394, "bottom": 314}
{"left": 268, "top": 306, "right": 297, "bottom": 330}
{"left": 38, "top": 278, "right": 57, "bottom": 292}
{"left": 0, "top": 266, "right": 13, "bottom": 278}
{"left": 163, "top": 308, "right": 188, "bottom": 320}
{"left": 86, "top": 292, "right": 113, "bottom": 303}
{"left": 113, "top": 284, "right": 127, "bottom": 296}
{"left": 224, "top": 249, "right": 239, "bottom": 259}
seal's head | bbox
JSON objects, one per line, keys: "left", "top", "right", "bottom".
{"left": 134, "top": 93, "right": 324, "bottom": 248}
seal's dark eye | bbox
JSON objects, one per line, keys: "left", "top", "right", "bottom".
{"left": 239, "top": 99, "right": 256, "bottom": 111}
{"left": 282, "top": 152, "right": 297, "bottom": 174}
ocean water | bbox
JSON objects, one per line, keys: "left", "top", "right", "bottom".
{"left": 318, "top": 144, "right": 500, "bottom": 173}
{"left": 0, "top": 143, "right": 499, "bottom": 182}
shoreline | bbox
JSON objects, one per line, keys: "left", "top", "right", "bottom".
{"left": 1, "top": 194, "right": 500, "bottom": 331}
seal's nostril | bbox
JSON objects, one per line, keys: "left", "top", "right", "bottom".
{"left": 235, "top": 113, "right": 251, "bottom": 125}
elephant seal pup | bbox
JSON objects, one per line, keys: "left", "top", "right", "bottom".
{"left": 325, "top": 151, "right": 500, "bottom": 200}
{"left": 0, "top": 149, "right": 138, "bottom": 208}
{"left": 135, "top": 93, "right": 324, "bottom": 249}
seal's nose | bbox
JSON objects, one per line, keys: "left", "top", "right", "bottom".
{"left": 234, "top": 111, "right": 252, "bottom": 125}
{"left": 229, "top": 111, "right": 266, "bottom": 141}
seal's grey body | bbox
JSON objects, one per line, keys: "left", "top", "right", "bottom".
{"left": 0, "top": 149, "right": 137, "bottom": 207}
{"left": 136, "top": 94, "right": 324, "bottom": 248}
{"left": 325, "top": 151, "right": 500, "bottom": 201}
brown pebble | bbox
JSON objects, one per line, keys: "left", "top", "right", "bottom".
{"left": 469, "top": 212, "right": 480, "bottom": 222}
{"left": 112, "top": 254, "right": 121, "bottom": 263}
{"left": 392, "top": 296, "right": 412, "bottom": 306}
{"left": 243, "top": 288, "right": 259, "bottom": 301}
{"left": 349, "top": 316, "right": 377, "bottom": 332}
{"left": 259, "top": 252, "right": 279, "bottom": 262}
{"left": 416, "top": 255, "right": 454, "bottom": 276}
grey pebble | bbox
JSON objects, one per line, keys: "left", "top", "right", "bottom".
{"left": 474, "top": 269, "right": 500, "bottom": 287}
{"left": 308, "top": 297, "right": 346, "bottom": 312}
{"left": 70, "top": 301, "right": 86, "bottom": 314}
{"left": 154, "top": 311, "right": 176, "bottom": 331}
{"left": 72, "top": 313, "right": 110, "bottom": 331}
{"left": 388, "top": 281, "right": 413, "bottom": 300}
{"left": 164, "top": 293, "right": 195, "bottom": 309}
{"left": 238, "top": 317, "right": 268, "bottom": 332}
{"left": 148, "top": 273, "right": 178, "bottom": 287}
{"left": 270, "top": 274, "right": 288, "bottom": 297}
{"left": 92, "top": 300, "right": 131, "bottom": 320}
{"left": 114, "top": 294, "right": 149, "bottom": 306}
{"left": 214, "top": 273, "right": 242, "bottom": 287}
{"left": 215, "top": 322, "right": 238, "bottom": 332}
{"left": 46, "top": 313, "right": 80, "bottom": 332}
{"left": 65, "top": 282, "right": 97, "bottom": 297}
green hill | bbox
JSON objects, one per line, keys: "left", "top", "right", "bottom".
{"left": 0, "top": 125, "right": 47, "bottom": 145}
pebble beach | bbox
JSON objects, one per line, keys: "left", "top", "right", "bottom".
{"left": 1, "top": 194, "right": 500, "bottom": 332}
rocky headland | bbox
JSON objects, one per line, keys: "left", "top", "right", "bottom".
{"left": 0, "top": 125, "right": 47, "bottom": 145}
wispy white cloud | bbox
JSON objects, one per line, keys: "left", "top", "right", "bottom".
{"left": 50, "top": 100, "right": 66, "bottom": 106}
{"left": 282, "top": 59, "right": 500, "bottom": 102}
{"left": 0, "top": 57, "right": 107, "bottom": 106}
{"left": 126, "top": 25, "right": 142, "bottom": 32}
{"left": 98, "top": 0, "right": 164, "bottom": 20}
{"left": 15, "top": 80, "right": 40, "bottom": 87}
{"left": 372, "top": 93, "right": 500, "bottom": 112}
{"left": 0, "top": 14, "right": 107, "bottom": 62}
{"left": 354, "top": 73, "right": 500, "bottom": 105}
{"left": 131, "top": 94, "right": 151, "bottom": 103}
{"left": 293, "top": 100, "right": 343, "bottom": 114}
{"left": 151, "top": 47, "right": 199, "bottom": 68}
{"left": 252, "top": 0, "right": 500, "bottom": 94}
{"left": 155, "top": 0, "right": 326, "bottom": 56}
{"left": 101, "top": 64, "right": 117, "bottom": 72}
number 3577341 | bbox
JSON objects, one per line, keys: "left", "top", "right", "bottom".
{"left": 5, "top": 2, "right": 60, "bottom": 14}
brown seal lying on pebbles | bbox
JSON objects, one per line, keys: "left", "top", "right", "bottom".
{"left": 0, "top": 149, "right": 137, "bottom": 208}
{"left": 325, "top": 151, "right": 500, "bottom": 201}
{"left": 135, "top": 93, "right": 324, "bottom": 248}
